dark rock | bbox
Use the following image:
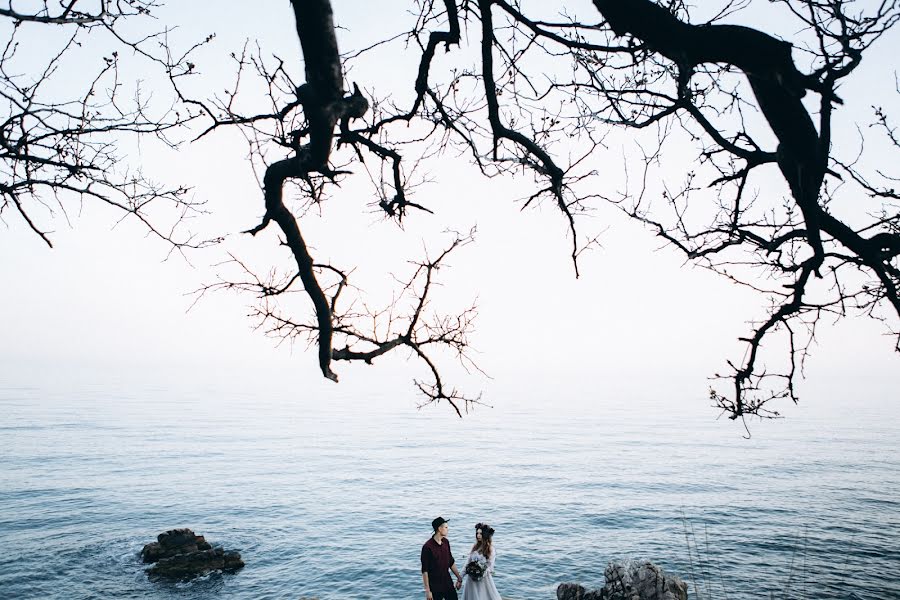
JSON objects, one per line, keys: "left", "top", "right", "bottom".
{"left": 223, "top": 550, "right": 245, "bottom": 571}
{"left": 142, "top": 527, "right": 203, "bottom": 563}
{"left": 158, "top": 528, "right": 197, "bottom": 550}
{"left": 140, "top": 542, "right": 165, "bottom": 564}
{"left": 558, "top": 560, "right": 687, "bottom": 600}
{"left": 604, "top": 560, "right": 687, "bottom": 600}
{"left": 148, "top": 547, "right": 244, "bottom": 577}
{"left": 141, "top": 528, "right": 243, "bottom": 579}
{"left": 151, "top": 549, "right": 225, "bottom": 577}
{"left": 557, "top": 583, "right": 585, "bottom": 600}
{"left": 558, "top": 583, "right": 605, "bottom": 599}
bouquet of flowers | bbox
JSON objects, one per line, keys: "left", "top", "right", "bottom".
{"left": 464, "top": 554, "right": 488, "bottom": 581}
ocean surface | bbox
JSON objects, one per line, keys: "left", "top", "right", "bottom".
{"left": 1, "top": 374, "right": 899, "bottom": 600}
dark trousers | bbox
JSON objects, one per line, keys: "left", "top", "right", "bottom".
{"left": 433, "top": 588, "right": 458, "bottom": 600}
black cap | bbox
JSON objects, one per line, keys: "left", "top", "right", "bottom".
{"left": 432, "top": 516, "right": 449, "bottom": 531}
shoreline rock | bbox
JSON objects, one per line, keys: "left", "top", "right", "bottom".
{"left": 141, "top": 528, "right": 244, "bottom": 578}
{"left": 558, "top": 560, "right": 687, "bottom": 600}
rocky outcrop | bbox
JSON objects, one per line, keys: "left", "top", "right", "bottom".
{"left": 603, "top": 561, "right": 687, "bottom": 600}
{"left": 557, "top": 583, "right": 605, "bottom": 600}
{"left": 150, "top": 547, "right": 245, "bottom": 578}
{"left": 558, "top": 560, "right": 687, "bottom": 600}
{"left": 141, "top": 528, "right": 211, "bottom": 563}
{"left": 141, "top": 528, "right": 244, "bottom": 578}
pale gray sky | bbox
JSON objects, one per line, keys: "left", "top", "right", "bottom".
{"left": 1, "top": 1, "right": 898, "bottom": 420}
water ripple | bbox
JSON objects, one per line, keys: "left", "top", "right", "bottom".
{"left": 1, "top": 389, "right": 899, "bottom": 599}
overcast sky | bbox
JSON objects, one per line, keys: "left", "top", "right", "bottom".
{"left": 1, "top": 1, "right": 897, "bottom": 420}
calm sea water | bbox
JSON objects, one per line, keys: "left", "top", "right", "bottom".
{"left": 1, "top": 374, "right": 898, "bottom": 600}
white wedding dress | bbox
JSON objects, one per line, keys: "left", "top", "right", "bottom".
{"left": 461, "top": 549, "right": 502, "bottom": 600}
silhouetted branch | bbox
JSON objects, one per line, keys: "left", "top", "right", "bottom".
{"left": 0, "top": 0, "right": 215, "bottom": 253}
{"left": 191, "top": 0, "right": 899, "bottom": 419}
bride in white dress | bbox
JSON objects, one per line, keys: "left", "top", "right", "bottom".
{"left": 461, "top": 523, "right": 502, "bottom": 600}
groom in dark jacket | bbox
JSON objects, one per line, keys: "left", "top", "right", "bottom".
{"left": 421, "top": 516, "right": 463, "bottom": 600}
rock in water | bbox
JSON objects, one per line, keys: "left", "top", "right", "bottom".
{"left": 150, "top": 548, "right": 245, "bottom": 578}
{"left": 604, "top": 560, "right": 687, "bottom": 600}
{"left": 141, "top": 528, "right": 211, "bottom": 563}
{"left": 557, "top": 582, "right": 604, "bottom": 599}
{"left": 141, "top": 528, "right": 243, "bottom": 578}
{"left": 557, "top": 560, "right": 687, "bottom": 600}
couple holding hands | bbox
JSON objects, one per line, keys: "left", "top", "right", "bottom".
{"left": 420, "top": 516, "right": 502, "bottom": 600}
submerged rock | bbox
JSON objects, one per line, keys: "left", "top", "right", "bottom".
{"left": 558, "top": 560, "right": 687, "bottom": 600}
{"left": 141, "top": 528, "right": 244, "bottom": 578}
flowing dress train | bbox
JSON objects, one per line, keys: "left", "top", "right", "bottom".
{"left": 461, "top": 549, "right": 502, "bottom": 600}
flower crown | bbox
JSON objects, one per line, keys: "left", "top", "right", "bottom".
{"left": 475, "top": 523, "right": 495, "bottom": 539}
